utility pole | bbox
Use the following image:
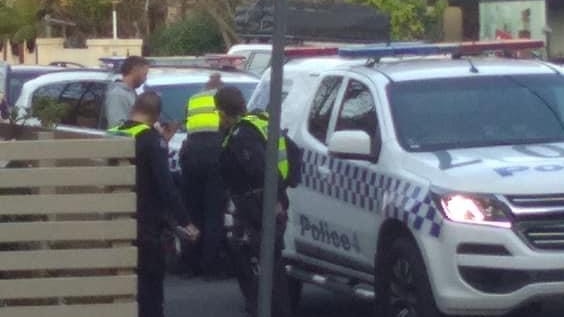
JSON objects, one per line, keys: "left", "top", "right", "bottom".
{"left": 257, "top": 1, "right": 287, "bottom": 317}
{"left": 112, "top": 0, "right": 120, "bottom": 40}
{"left": 145, "top": 0, "right": 151, "bottom": 36}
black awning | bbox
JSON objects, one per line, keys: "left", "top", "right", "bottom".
{"left": 235, "top": 2, "right": 390, "bottom": 44}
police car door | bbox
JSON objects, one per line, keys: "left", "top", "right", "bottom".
{"left": 290, "top": 74, "right": 359, "bottom": 269}
{"left": 321, "top": 75, "right": 385, "bottom": 274}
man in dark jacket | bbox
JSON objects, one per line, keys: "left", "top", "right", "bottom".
{"left": 109, "top": 91, "right": 199, "bottom": 317}
{"left": 216, "top": 86, "right": 291, "bottom": 317}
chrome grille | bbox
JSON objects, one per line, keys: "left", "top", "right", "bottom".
{"left": 517, "top": 221, "right": 564, "bottom": 251}
{"left": 503, "top": 194, "right": 564, "bottom": 215}
{"left": 506, "top": 194, "right": 564, "bottom": 208}
{"left": 504, "top": 194, "right": 564, "bottom": 250}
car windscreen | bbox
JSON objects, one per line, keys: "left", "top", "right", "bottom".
{"left": 145, "top": 82, "right": 258, "bottom": 125}
{"left": 248, "top": 78, "right": 293, "bottom": 111}
{"left": 389, "top": 74, "right": 564, "bottom": 152}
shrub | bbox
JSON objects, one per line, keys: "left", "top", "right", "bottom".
{"left": 148, "top": 12, "right": 225, "bottom": 56}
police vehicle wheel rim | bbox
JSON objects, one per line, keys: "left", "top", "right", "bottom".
{"left": 389, "top": 258, "right": 418, "bottom": 317}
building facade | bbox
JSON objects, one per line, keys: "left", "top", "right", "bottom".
{"left": 448, "top": 0, "right": 564, "bottom": 59}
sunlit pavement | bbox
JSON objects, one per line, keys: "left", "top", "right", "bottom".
{"left": 165, "top": 275, "right": 562, "bottom": 317}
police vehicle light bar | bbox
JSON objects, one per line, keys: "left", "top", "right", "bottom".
{"left": 338, "top": 40, "right": 544, "bottom": 58}
{"left": 458, "top": 40, "right": 544, "bottom": 54}
{"left": 99, "top": 55, "right": 247, "bottom": 72}
{"left": 149, "top": 54, "right": 246, "bottom": 69}
{"left": 203, "top": 54, "right": 246, "bottom": 68}
{"left": 284, "top": 47, "right": 339, "bottom": 58}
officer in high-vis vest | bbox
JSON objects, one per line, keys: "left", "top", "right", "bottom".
{"left": 108, "top": 91, "right": 199, "bottom": 317}
{"left": 178, "top": 73, "right": 229, "bottom": 278}
{"left": 216, "top": 86, "right": 292, "bottom": 317}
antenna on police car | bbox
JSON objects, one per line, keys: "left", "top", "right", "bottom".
{"left": 467, "top": 58, "right": 479, "bottom": 73}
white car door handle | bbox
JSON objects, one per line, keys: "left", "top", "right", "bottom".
{"left": 317, "top": 166, "right": 331, "bottom": 178}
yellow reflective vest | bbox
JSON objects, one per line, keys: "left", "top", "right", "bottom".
{"left": 224, "top": 114, "right": 289, "bottom": 181}
{"left": 185, "top": 91, "right": 220, "bottom": 133}
{"left": 107, "top": 123, "right": 151, "bottom": 137}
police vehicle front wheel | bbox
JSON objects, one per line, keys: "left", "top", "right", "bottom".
{"left": 376, "top": 237, "right": 444, "bottom": 317}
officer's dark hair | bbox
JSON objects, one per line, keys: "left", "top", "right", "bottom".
{"left": 121, "top": 56, "right": 149, "bottom": 76}
{"left": 215, "top": 86, "right": 247, "bottom": 117}
{"left": 132, "top": 91, "right": 162, "bottom": 121}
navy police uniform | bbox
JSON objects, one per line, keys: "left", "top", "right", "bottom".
{"left": 109, "top": 120, "right": 191, "bottom": 317}
{"left": 179, "top": 92, "right": 228, "bottom": 276}
{"left": 220, "top": 114, "right": 291, "bottom": 317}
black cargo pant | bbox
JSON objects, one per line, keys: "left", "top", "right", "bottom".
{"left": 137, "top": 226, "right": 166, "bottom": 317}
{"left": 228, "top": 197, "right": 291, "bottom": 317}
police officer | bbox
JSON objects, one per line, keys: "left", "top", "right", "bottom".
{"left": 108, "top": 91, "right": 199, "bottom": 317}
{"left": 179, "top": 73, "right": 228, "bottom": 278}
{"left": 215, "top": 86, "right": 291, "bottom": 317}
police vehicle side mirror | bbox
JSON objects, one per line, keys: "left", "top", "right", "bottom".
{"left": 328, "top": 130, "right": 377, "bottom": 162}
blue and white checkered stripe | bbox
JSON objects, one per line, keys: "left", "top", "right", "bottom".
{"left": 301, "top": 150, "right": 443, "bottom": 238}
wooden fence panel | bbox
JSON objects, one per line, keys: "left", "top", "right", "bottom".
{"left": 0, "top": 139, "right": 134, "bottom": 161}
{"left": 0, "top": 193, "right": 136, "bottom": 216}
{"left": 0, "top": 128, "right": 137, "bottom": 317}
{"left": 0, "top": 220, "right": 136, "bottom": 242}
{"left": 0, "top": 166, "right": 135, "bottom": 188}
{"left": 0, "top": 303, "right": 137, "bottom": 317}
{"left": 0, "top": 275, "right": 136, "bottom": 299}
{"left": 0, "top": 248, "right": 137, "bottom": 271}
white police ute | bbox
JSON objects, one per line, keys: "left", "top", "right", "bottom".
{"left": 282, "top": 40, "right": 564, "bottom": 317}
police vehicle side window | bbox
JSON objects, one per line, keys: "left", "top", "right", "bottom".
{"left": 335, "top": 79, "right": 378, "bottom": 138}
{"left": 308, "top": 76, "right": 344, "bottom": 143}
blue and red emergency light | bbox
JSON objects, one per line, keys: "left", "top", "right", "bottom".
{"left": 338, "top": 39, "right": 544, "bottom": 58}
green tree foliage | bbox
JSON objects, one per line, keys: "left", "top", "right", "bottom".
{"left": 148, "top": 12, "right": 224, "bottom": 56}
{"left": 192, "top": 0, "right": 243, "bottom": 48}
{"left": 0, "top": 0, "right": 40, "bottom": 43}
{"left": 31, "top": 96, "right": 70, "bottom": 128}
{"left": 349, "top": 0, "right": 447, "bottom": 40}
{"left": 60, "top": 0, "right": 112, "bottom": 38}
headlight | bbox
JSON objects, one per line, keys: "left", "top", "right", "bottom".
{"left": 436, "top": 193, "right": 512, "bottom": 228}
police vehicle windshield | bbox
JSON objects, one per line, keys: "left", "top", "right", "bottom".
{"left": 145, "top": 82, "right": 257, "bottom": 125}
{"left": 389, "top": 74, "right": 564, "bottom": 152}
{"left": 248, "top": 78, "right": 293, "bottom": 111}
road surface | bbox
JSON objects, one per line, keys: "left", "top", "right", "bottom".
{"left": 165, "top": 276, "right": 562, "bottom": 317}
